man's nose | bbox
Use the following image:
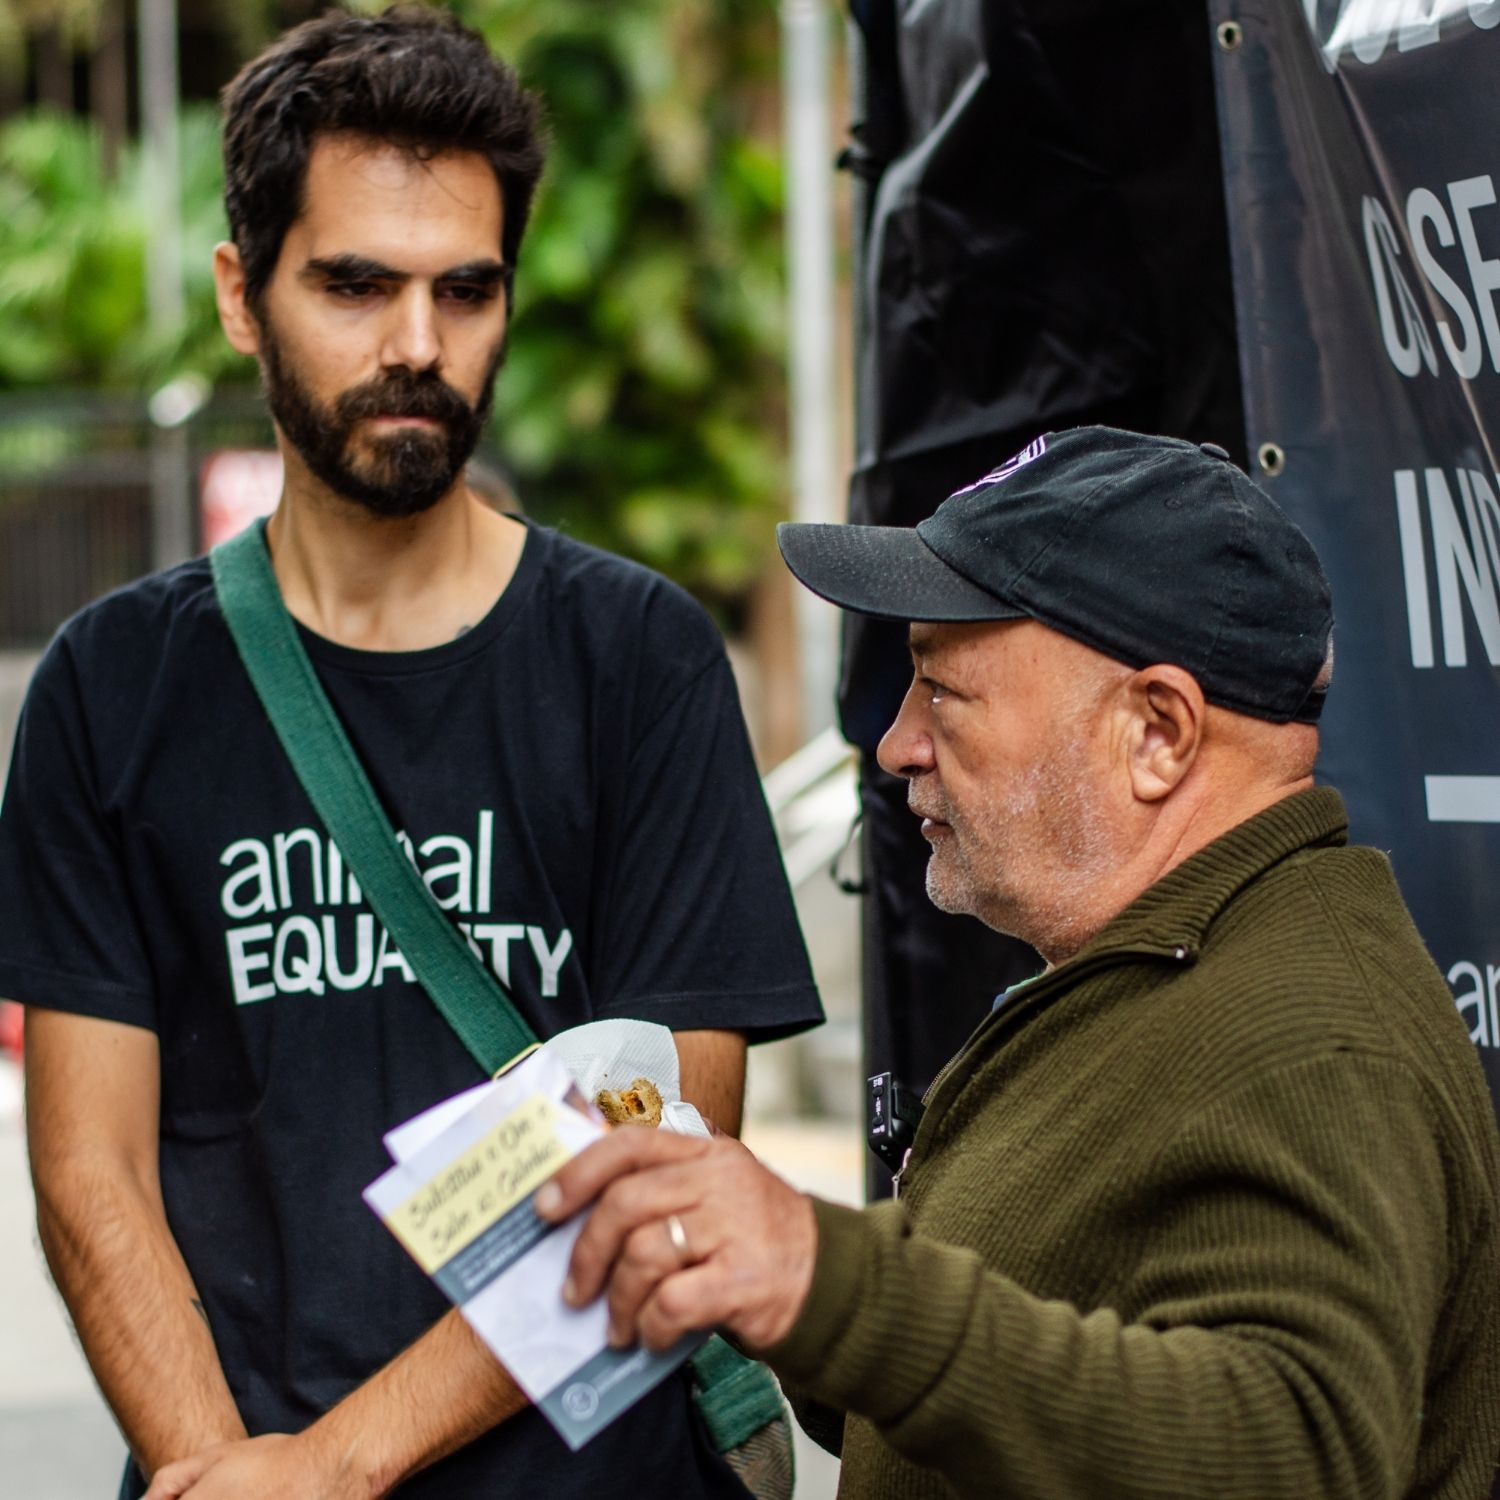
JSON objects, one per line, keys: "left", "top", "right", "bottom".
{"left": 382, "top": 287, "right": 442, "bottom": 373}
{"left": 876, "top": 681, "right": 934, "bottom": 779}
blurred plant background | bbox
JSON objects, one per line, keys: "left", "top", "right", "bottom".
{"left": 0, "top": 0, "right": 800, "bottom": 625}
{"left": 0, "top": 103, "right": 229, "bottom": 385}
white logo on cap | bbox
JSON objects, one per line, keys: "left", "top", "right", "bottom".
{"left": 949, "top": 435, "right": 1048, "bottom": 499}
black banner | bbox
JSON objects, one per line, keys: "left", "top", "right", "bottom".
{"left": 1210, "top": 1, "right": 1500, "bottom": 1096}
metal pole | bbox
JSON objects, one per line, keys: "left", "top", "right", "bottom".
{"left": 781, "top": 0, "right": 840, "bottom": 739}
{"left": 138, "top": 0, "right": 183, "bottom": 330}
{"left": 138, "top": 0, "right": 193, "bottom": 567}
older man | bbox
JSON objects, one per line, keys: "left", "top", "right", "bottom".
{"left": 540, "top": 428, "right": 1500, "bottom": 1499}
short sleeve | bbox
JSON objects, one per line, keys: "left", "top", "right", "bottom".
{"left": 591, "top": 646, "right": 824, "bottom": 1040}
{"left": 0, "top": 639, "right": 156, "bottom": 1027}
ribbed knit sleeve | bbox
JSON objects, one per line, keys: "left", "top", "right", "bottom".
{"left": 766, "top": 1051, "right": 1470, "bottom": 1500}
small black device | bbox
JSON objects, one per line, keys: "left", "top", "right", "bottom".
{"left": 867, "top": 1071, "right": 924, "bottom": 1170}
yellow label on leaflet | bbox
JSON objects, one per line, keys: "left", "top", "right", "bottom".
{"left": 383, "top": 1094, "right": 567, "bottom": 1275}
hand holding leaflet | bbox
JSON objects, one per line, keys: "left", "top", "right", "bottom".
{"left": 365, "top": 1023, "right": 707, "bottom": 1450}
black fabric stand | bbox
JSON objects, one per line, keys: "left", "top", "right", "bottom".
{"left": 845, "top": 0, "right": 1245, "bottom": 1199}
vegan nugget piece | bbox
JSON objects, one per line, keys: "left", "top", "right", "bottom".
{"left": 595, "top": 1077, "right": 664, "bottom": 1128}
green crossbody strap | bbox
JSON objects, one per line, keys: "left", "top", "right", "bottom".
{"left": 209, "top": 520, "right": 783, "bottom": 1449}
{"left": 210, "top": 520, "right": 537, "bottom": 1073}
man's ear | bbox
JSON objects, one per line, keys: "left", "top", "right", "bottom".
{"left": 1120, "top": 665, "right": 1205, "bottom": 803}
{"left": 213, "top": 241, "right": 261, "bottom": 357}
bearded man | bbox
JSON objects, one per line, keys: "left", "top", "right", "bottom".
{"left": 539, "top": 428, "right": 1500, "bottom": 1499}
{"left": 0, "top": 8, "right": 820, "bottom": 1497}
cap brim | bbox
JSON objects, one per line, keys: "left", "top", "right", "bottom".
{"left": 777, "top": 521, "right": 1026, "bottom": 623}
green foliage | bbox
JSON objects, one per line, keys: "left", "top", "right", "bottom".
{"left": 0, "top": 1, "right": 795, "bottom": 607}
{"left": 0, "top": 109, "right": 142, "bottom": 386}
{"left": 0, "top": 0, "right": 102, "bottom": 70}
{"left": 463, "top": 0, "right": 789, "bottom": 607}
{"left": 0, "top": 104, "right": 238, "bottom": 389}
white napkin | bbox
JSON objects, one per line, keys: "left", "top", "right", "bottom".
{"left": 546, "top": 1019, "right": 712, "bottom": 1139}
{"left": 384, "top": 1018, "right": 710, "bottom": 1162}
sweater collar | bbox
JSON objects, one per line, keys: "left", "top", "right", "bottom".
{"left": 1071, "top": 785, "right": 1349, "bottom": 965}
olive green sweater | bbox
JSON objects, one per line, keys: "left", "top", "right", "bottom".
{"left": 767, "top": 788, "right": 1500, "bottom": 1498}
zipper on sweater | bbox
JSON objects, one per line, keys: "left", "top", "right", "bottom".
{"left": 891, "top": 1147, "right": 912, "bottom": 1200}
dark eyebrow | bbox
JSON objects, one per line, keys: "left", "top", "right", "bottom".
{"left": 908, "top": 623, "right": 939, "bottom": 659}
{"left": 302, "top": 254, "right": 401, "bottom": 282}
{"left": 436, "top": 260, "right": 508, "bottom": 286}
{"left": 300, "top": 254, "right": 509, "bottom": 286}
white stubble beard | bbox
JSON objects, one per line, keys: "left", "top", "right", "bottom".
{"left": 922, "top": 733, "right": 1120, "bottom": 961}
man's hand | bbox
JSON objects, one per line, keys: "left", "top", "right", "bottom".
{"left": 535, "top": 1129, "right": 817, "bottom": 1352}
{"left": 144, "top": 1431, "right": 369, "bottom": 1500}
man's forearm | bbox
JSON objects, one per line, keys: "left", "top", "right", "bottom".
{"left": 303, "top": 1031, "right": 746, "bottom": 1491}
{"left": 303, "top": 1307, "right": 526, "bottom": 1496}
{"left": 35, "top": 1152, "right": 246, "bottom": 1473}
{"left": 675, "top": 1028, "right": 746, "bottom": 1136}
{"left": 146, "top": 1027, "right": 750, "bottom": 1494}
{"left": 768, "top": 1197, "right": 1410, "bottom": 1500}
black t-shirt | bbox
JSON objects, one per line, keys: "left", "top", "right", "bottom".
{"left": 0, "top": 521, "right": 822, "bottom": 1497}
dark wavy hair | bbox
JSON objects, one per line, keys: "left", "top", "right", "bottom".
{"left": 221, "top": 5, "right": 546, "bottom": 305}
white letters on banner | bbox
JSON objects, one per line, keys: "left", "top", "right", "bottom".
{"left": 1314, "top": 0, "right": 1496, "bottom": 68}
{"left": 1364, "top": 197, "right": 1439, "bottom": 376}
{"left": 1450, "top": 959, "right": 1500, "bottom": 1047}
{"left": 1364, "top": 178, "right": 1500, "bottom": 379}
{"left": 1394, "top": 467, "right": 1500, "bottom": 669}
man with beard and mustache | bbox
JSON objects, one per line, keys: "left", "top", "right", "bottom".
{"left": 0, "top": 9, "right": 820, "bottom": 1500}
{"left": 535, "top": 429, "right": 1500, "bottom": 1499}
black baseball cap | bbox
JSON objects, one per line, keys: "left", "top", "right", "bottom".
{"left": 778, "top": 426, "right": 1334, "bottom": 724}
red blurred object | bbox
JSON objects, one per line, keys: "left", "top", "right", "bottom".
{"left": 0, "top": 1000, "right": 22, "bottom": 1060}
{"left": 200, "top": 450, "right": 283, "bottom": 549}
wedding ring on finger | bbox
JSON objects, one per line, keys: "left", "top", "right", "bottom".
{"left": 665, "top": 1212, "right": 691, "bottom": 1264}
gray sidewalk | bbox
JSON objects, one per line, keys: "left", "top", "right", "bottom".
{"left": 0, "top": 1055, "right": 857, "bottom": 1497}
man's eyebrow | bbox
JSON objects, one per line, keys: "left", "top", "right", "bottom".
{"left": 300, "top": 255, "right": 509, "bottom": 284}
{"left": 908, "top": 623, "right": 939, "bottom": 659}
{"left": 436, "top": 260, "right": 508, "bottom": 285}
{"left": 302, "top": 254, "right": 401, "bottom": 281}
